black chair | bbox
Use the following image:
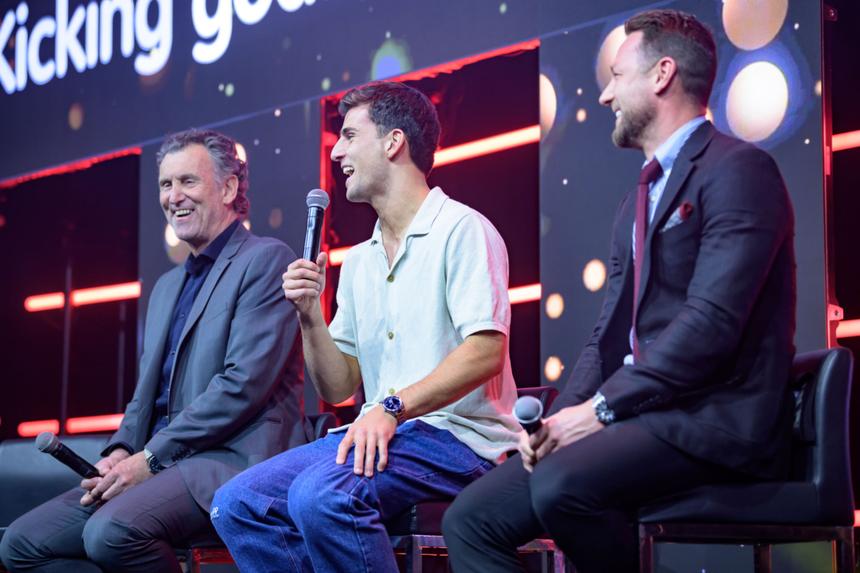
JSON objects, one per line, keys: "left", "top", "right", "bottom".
{"left": 638, "top": 348, "right": 855, "bottom": 573}
{"left": 387, "top": 386, "right": 568, "bottom": 573}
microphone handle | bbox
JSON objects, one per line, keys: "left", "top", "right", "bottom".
{"left": 53, "top": 444, "right": 100, "bottom": 478}
{"left": 303, "top": 206, "right": 325, "bottom": 261}
{"left": 521, "top": 419, "right": 542, "bottom": 436}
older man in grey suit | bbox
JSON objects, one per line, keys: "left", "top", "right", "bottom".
{"left": 0, "top": 129, "right": 303, "bottom": 573}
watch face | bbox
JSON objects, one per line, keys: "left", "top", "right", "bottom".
{"left": 383, "top": 395, "right": 403, "bottom": 413}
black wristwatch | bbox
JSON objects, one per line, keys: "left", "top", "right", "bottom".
{"left": 591, "top": 392, "right": 616, "bottom": 425}
{"left": 143, "top": 448, "right": 165, "bottom": 474}
{"left": 381, "top": 394, "right": 405, "bottom": 425}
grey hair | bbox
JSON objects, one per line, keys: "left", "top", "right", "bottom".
{"left": 156, "top": 129, "right": 250, "bottom": 217}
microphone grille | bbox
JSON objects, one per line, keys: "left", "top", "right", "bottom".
{"left": 513, "top": 396, "right": 543, "bottom": 424}
{"left": 306, "top": 189, "right": 330, "bottom": 210}
{"left": 35, "top": 431, "right": 59, "bottom": 453}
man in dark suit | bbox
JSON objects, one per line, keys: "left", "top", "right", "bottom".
{"left": 0, "top": 129, "right": 303, "bottom": 572}
{"left": 443, "top": 10, "right": 796, "bottom": 573}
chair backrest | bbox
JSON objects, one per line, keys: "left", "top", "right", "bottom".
{"left": 516, "top": 386, "right": 559, "bottom": 413}
{"left": 287, "top": 412, "right": 338, "bottom": 448}
{"left": 0, "top": 434, "right": 109, "bottom": 528}
{"left": 789, "top": 348, "right": 854, "bottom": 524}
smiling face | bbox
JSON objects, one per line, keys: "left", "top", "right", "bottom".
{"left": 330, "top": 105, "right": 390, "bottom": 203}
{"left": 598, "top": 31, "right": 657, "bottom": 149}
{"left": 158, "top": 143, "right": 238, "bottom": 254}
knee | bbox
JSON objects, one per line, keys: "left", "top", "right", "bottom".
{"left": 529, "top": 458, "right": 593, "bottom": 521}
{"left": 81, "top": 511, "right": 134, "bottom": 568}
{"left": 210, "top": 479, "right": 253, "bottom": 534}
{"left": 0, "top": 518, "right": 37, "bottom": 571}
{"left": 287, "top": 466, "right": 358, "bottom": 532}
{"left": 441, "top": 487, "right": 482, "bottom": 545}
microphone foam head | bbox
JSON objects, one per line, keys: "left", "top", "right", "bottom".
{"left": 306, "top": 189, "right": 330, "bottom": 210}
{"left": 35, "top": 431, "right": 59, "bottom": 453}
{"left": 513, "top": 396, "right": 543, "bottom": 424}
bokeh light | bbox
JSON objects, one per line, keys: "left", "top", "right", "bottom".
{"left": 723, "top": 0, "right": 787, "bottom": 51}
{"left": 269, "top": 208, "right": 283, "bottom": 229}
{"left": 164, "top": 223, "right": 180, "bottom": 247}
{"left": 165, "top": 224, "right": 191, "bottom": 264}
{"left": 596, "top": 25, "right": 626, "bottom": 91}
{"left": 235, "top": 143, "right": 247, "bottom": 163}
{"left": 243, "top": 220, "right": 252, "bottom": 231}
{"left": 68, "top": 103, "right": 84, "bottom": 130}
{"left": 726, "top": 61, "right": 788, "bottom": 142}
{"left": 371, "top": 39, "right": 412, "bottom": 80}
{"left": 539, "top": 73, "right": 557, "bottom": 138}
{"left": 576, "top": 108, "right": 587, "bottom": 123}
{"left": 545, "top": 293, "right": 564, "bottom": 319}
{"left": 583, "top": 259, "right": 607, "bottom": 292}
{"left": 544, "top": 356, "right": 564, "bottom": 382}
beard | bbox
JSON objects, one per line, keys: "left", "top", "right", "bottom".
{"left": 611, "top": 101, "right": 655, "bottom": 149}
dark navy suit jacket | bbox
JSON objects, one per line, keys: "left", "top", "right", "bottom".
{"left": 552, "top": 122, "right": 796, "bottom": 479}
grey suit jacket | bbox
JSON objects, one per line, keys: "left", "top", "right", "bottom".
{"left": 104, "top": 224, "right": 303, "bottom": 509}
{"left": 553, "top": 123, "right": 796, "bottom": 479}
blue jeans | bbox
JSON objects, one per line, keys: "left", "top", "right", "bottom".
{"left": 211, "top": 419, "right": 494, "bottom": 573}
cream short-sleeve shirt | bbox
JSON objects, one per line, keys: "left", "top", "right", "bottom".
{"left": 328, "top": 187, "right": 520, "bottom": 461}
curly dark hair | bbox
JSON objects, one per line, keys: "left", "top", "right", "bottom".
{"left": 156, "top": 129, "right": 250, "bottom": 217}
{"left": 339, "top": 81, "right": 441, "bottom": 177}
{"left": 625, "top": 9, "right": 717, "bottom": 107}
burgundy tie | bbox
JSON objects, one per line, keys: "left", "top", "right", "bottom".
{"left": 633, "top": 158, "right": 663, "bottom": 360}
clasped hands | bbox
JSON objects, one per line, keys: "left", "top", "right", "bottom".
{"left": 80, "top": 448, "right": 153, "bottom": 506}
{"left": 518, "top": 401, "right": 605, "bottom": 472}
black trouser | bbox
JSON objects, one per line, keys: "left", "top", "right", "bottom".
{"left": 442, "top": 418, "right": 738, "bottom": 573}
{"left": 0, "top": 466, "right": 218, "bottom": 573}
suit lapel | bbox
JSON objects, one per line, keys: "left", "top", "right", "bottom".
{"left": 134, "top": 268, "right": 184, "bottom": 445}
{"left": 175, "top": 225, "right": 248, "bottom": 360}
{"left": 637, "top": 123, "right": 714, "bottom": 310}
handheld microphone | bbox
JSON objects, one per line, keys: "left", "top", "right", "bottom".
{"left": 513, "top": 396, "right": 543, "bottom": 435}
{"left": 303, "top": 189, "right": 330, "bottom": 262}
{"left": 36, "top": 432, "right": 100, "bottom": 479}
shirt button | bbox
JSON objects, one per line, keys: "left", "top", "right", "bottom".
{"left": 387, "top": 274, "right": 394, "bottom": 283}
{"left": 387, "top": 331, "right": 394, "bottom": 340}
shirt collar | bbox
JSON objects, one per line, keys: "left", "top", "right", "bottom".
{"left": 185, "top": 219, "right": 239, "bottom": 275}
{"left": 370, "top": 187, "right": 448, "bottom": 245}
{"left": 649, "top": 116, "right": 708, "bottom": 174}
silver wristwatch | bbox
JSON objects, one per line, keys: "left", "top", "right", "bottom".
{"left": 591, "top": 392, "right": 616, "bottom": 425}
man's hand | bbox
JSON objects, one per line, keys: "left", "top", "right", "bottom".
{"left": 336, "top": 405, "right": 397, "bottom": 477}
{"left": 80, "top": 448, "right": 130, "bottom": 506}
{"left": 519, "top": 403, "right": 604, "bottom": 471}
{"left": 282, "top": 252, "right": 328, "bottom": 317}
{"left": 81, "top": 451, "right": 152, "bottom": 506}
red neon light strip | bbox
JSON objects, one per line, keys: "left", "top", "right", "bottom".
{"left": 509, "top": 283, "right": 542, "bottom": 304}
{"left": 855, "top": 510, "right": 860, "bottom": 527}
{"left": 66, "top": 413, "right": 124, "bottom": 434}
{"left": 25, "top": 281, "right": 142, "bottom": 313}
{"left": 833, "top": 130, "right": 860, "bottom": 152}
{"left": 24, "top": 292, "right": 66, "bottom": 312}
{"left": 18, "top": 419, "right": 60, "bottom": 438}
{"left": 0, "top": 148, "right": 142, "bottom": 191}
{"left": 836, "top": 319, "right": 860, "bottom": 339}
{"left": 434, "top": 125, "right": 540, "bottom": 168}
{"left": 72, "top": 281, "right": 141, "bottom": 307}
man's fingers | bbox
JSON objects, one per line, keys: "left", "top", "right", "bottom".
{"left": 80, "top": 476, "right": 100, "bottom": 491}
{"left": 316, "top": 251, "right": 328, "bottom": 272}
{"left": 90, "top": 472, "right": 117, "bottom": 499}
{"left": 100, "top": 479, "right": 126, "bottom": 502}
{"left": 363, "top": 435, "right": 377, "bottom": 477}
{"left": 336, "top": 430, "right": 354, "bottom": 465}
{"left": 286, "top": 259, "right": 321, "bottom": 273}
{"left": 352, "top": 433, "right": 366, "bottom": 475}
{"left": 376, "top": 437, "right": 389, "bottom": 473}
